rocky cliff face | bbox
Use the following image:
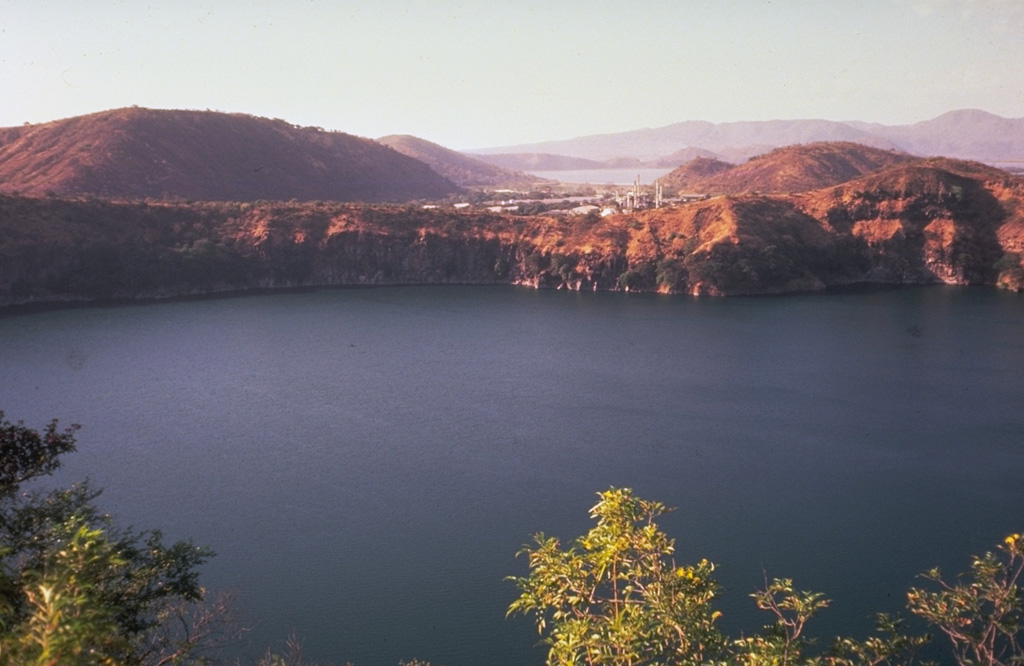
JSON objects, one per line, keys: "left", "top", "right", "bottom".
{"left": 2, "top": 157, "right": 1022, "bottom": 308}
{"left": 795, "top": 159, "right": 1022, "bottom": 288}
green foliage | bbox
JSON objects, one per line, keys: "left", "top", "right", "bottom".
{"left": 995, "top": 253, "right": 1022, "bottom": 272}
{"left": 734, "top": 577, "right": 830, "bottom": 666}
{"left": 5, "top": 410, "right": 1022, "bottom": 666}
{"left": 682, "top": 241, "right": 816, "bottom": 293}
{"left": 617, "top": 270, "right": 643, "bottom": 291}
{"left": 0, "top": 412, "right": 78, "bottom": 493}
{"left": 0, "top": 413, "right": 222, "bottom": 666}
{"left": 827, "top": 613, "right": 931, "bottom": 666}
{"left": 509, "top": 488, "right": 1022, "bottom": 666}
{"left": 737, "top": 584, "right": 933, "bottom": 666}
{"left": 549, "top": 254, "right": 578, "bottom": 284}
{"left": 907, "top": 533, "right": 1024, "bottom": 666}
{"left": 3, "top": 524, "right": 126, "bottom": 666}
{"left": 508, "top": 488, "right": 725, "bottom": 666}
{"left": 683, "top": 251, "right": 730, "bottom": 289}
{"left": 655, "top": 259, "right": 687, "bottom": 292}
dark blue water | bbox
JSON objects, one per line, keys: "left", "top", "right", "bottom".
{"left": 1, "top": 286, "right": 1022, "bottom": 666}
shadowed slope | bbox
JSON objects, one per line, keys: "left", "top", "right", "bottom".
{"left": 377, "top": 134, "right": 544, "bottom": 187}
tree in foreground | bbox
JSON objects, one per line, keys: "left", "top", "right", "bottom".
{"left": 507, "top": 487, "right": 725, "bottom": 666}
{"left": 0, "top": 412, "right": 240, "bottom": 666}
{"left": 510, "top": 487, "right": 1020, "bottom": 666}
{"left": 907, "top": 533, "right": 1023, "bottom": 666}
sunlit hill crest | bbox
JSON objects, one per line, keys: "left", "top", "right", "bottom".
{"left": 0, "top": 107, "right": 460, "bottom": 202}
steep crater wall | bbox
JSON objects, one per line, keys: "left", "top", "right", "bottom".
{"left": 2, "top": 165, "right": 1023, "bottom": 310}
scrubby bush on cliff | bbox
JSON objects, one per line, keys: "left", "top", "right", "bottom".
{"left": 617, "top": 269, "right": 644, "bottom": 291}
{"left": 995, "top": 253, "right": 1024, "bottom": 291}
{"left": 549, "top": 254, "right": 578, "bottom": 285}
{"left": 524, "top": 252, "right": 548, "bottom": 278}
{"left": 510, "top": 487, "right": 1023, "bottom": 666}
{"left": 655, "top": 259, "right": 688, "bottom": 292}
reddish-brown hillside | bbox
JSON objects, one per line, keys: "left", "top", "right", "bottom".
{"left": 377, "top": 134, "right": 543, "bottom": 187}
{"left": 793, "top": 158, "right": 1023, "bottom": 286}
{"left": 797, "top": 158, "right": 1014, "bottom": 233}
{"left": 661, "top": 141, "right": 913, "bottom": 195}
{"left": 1, "top": 156, "right": 1021, "bottom": 306}
{"left": 658, "top": 157, "right": 733, "bottom": 192}
{"left": 0, "top": 107, "right": 460, "bottom": 202}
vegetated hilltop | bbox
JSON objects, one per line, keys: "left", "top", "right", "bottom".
{"left": 376, "top": 134, "right": 544, "bottom": 188}
{"left": 661, "top": 142, "right": 915, "bottom": 195}
{"left": 470, "top": 109, "right": 1024, "bottom": 164}
{"left": 2, "top": 155, "right": 1022, "bottom": 307}
{"left": 0, "top": 107, "right": 460, "bottom": 202}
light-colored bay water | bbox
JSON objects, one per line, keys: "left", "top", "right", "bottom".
{"left": 526, "top": 167, "right": 672, "bottom": 185}
{"left": 1, "top": 286, "right": 1022, "bottom": 666}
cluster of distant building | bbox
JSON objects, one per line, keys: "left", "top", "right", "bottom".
{"left": 619, "top": 178, "right": 664, "bottom": 211}
{"left": 424, "top": 177, "right": 710, "bottom": 216}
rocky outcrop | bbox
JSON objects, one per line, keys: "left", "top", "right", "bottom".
{"left": 1, "top": 158, "right": 1022, "bottom": 309}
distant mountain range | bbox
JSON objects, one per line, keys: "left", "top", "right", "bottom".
{"left": 467, "top": 109, "right": 1024, "bottom": 165}
{"left": 0, "top": 107, "right": 460, "bottom": 202}
{"left": 470, "top": 148, "right": 722, "bottom": 172}
{"left": 469, "top": 152, "right": 607, "bottom": 172}
{"left": 2, "top": 107, "right": 1023, "bottom": 206}
{"left": 376, "top": 134, "right": 544, "bottom": 187}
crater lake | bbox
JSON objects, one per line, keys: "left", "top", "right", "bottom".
{"left": 1, "top": 285, "right": 1022, "bottom": 666}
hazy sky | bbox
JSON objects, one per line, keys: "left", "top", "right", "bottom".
{"left": 2, "top": 0, "right": 1023, "bottom": 149}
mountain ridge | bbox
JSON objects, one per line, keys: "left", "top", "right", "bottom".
{"left": 467, "top": 109, "right": 1024, "bottom": 165}
{"left": 376, "top": 134, "right": 543, "bottom": 187}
